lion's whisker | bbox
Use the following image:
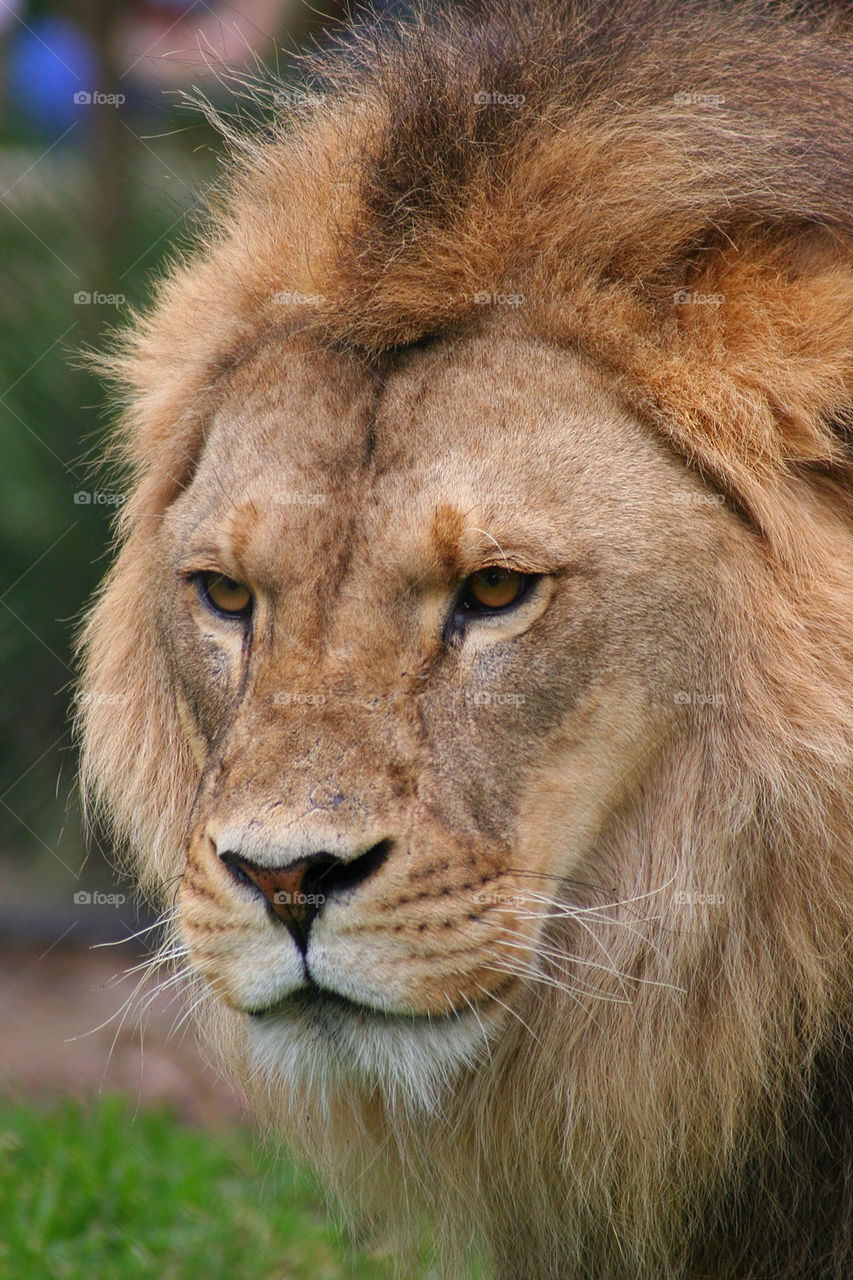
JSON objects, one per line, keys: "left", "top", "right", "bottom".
{"left": 471, "top": 980, "right": 541, "bottom": 1045}
{"left": 90, "top": 913, "right": 177, "bottom": 949}
{"left": 459, "top": 993, "right": 495, "bottom": 1069}
{"left": 482, "top": 951, "right": 634, "bottom": 1005}
{"left": 168, "top": 982, "right": 212, "bottom": 1043}
{"left": 108, "top": 944, "right": 189, "bottom": 983}
{"left": 492, "top": 934, "right": 685, "bottom": 994}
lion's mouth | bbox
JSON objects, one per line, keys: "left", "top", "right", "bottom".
{"left": 243, "top": 973, "right": 506, "bottom": 1108}
{"left": 244, "top": 979, "right": 466, "bottom": 1025}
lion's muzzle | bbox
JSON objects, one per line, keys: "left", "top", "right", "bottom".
{"left": 218, "top": 839, "right": 393, "bottom": 952}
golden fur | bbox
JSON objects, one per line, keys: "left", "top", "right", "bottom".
{"left": 78, "top": 2, "right": 853, "bottom": 1276}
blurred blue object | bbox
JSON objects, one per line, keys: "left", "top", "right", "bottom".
{"left": 6, "top": 16, "right": 97, "bottom": 134}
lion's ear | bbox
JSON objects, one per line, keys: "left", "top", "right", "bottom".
{"left": 618, "top": 223, "right": 853, "bottom": 557}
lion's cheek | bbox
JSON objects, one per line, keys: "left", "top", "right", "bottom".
{"left": 178, "top": 847, "right": 305, "bottom": 1012}
{"left": 306, "top": 908, "right": 534, "bottom": 1016}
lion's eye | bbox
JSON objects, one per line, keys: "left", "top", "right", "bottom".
{"left": 197, "top": 572, "right": 253, "bottom": 619}
{"left": 458, "top": 567, "right": 529, "bottom": 613}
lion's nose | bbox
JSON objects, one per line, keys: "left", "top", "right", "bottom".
{"left": 219, "top": 840, "right": 391, "bottom": 953}
{"left": 220, "top": 850, "right": 335, "bottom": 947}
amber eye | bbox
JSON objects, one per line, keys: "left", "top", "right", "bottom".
{"left": 459, "top": 567, "right": 528, "bottom": 612}
{"left": 197, "top": 572, "right": 253, "bottom": 618}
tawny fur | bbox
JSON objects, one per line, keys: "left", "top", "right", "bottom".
{"left": 77, "top": 2, "right": 853, "bottom": 1277}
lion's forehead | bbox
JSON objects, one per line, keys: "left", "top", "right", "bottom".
{"left": 166, "top": 328, "right": 682, "bottom": 592}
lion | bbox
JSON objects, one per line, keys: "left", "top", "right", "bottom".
{"left": 76, "top": 1, "right": 853, "bottom": 1276}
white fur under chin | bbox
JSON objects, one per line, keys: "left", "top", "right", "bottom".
{"left": 247, "top": 994, "right": 502, "bottom": 1114}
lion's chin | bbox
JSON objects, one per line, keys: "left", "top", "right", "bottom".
{"left": 244, "top": 985, "right": 501, "bottom": 1113}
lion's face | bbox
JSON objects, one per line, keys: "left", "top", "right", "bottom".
{"left": 161, "top": 322, "right": 738, "bottom": 1095}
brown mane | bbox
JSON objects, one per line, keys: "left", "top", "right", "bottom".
{"left": 112, "top": 0, "right": 853, "bottom": 551}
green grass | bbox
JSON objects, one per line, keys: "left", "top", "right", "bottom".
{"left": 0, "top": 1094, "right": 411, "bottom": 1280}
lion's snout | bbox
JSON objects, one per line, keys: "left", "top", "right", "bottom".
{"left": 218, "top": 839, "right": 393, "bottom": 951}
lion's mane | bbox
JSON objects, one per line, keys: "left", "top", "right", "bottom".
{"left": 78, "top": 2, "right": 853, "bottom": 1276}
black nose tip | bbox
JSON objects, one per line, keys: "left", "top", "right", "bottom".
{"left": 221, "top": 850, "right": 336, "bottom": 948}
{"left": 220, "top": 839, "right": 392, "bottom": 952}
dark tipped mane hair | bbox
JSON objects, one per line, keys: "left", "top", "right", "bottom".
{"left": 113, "top": 0, "right": 853, "bottom": 559}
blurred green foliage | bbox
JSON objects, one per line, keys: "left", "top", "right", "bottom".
{"left": 0, "top": 124, "right": 212, "bottom": 874}
{"left": 0, "top": 1094, "right": 420, "bottom": 1279}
